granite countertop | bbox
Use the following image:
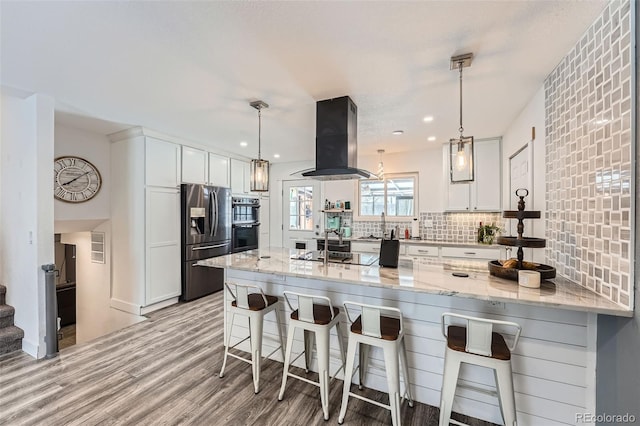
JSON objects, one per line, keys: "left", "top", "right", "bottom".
{"left": 198, "top": 247, "right": 632, "bottom": 317}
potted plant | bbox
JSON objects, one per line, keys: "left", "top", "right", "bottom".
{"left": 477, "top": 223, "right": 501, "bottom": 245}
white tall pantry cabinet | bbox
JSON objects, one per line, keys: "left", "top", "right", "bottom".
{"left": 110, "top": 129, "right": 182, "bottom": 315}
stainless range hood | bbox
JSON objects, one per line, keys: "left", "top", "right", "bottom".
{"left": 301, "top": 96, "right": 374, "bottom": 180}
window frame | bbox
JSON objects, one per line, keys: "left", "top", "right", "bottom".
{"left": 354, "top": 172, "right": 419, "bottom": 222}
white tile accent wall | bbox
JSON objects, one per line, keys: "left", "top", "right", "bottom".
{"left": 544, "top": 0, "right": 633, "bottom": 308}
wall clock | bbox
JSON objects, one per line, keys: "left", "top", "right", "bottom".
{"left": 54, "top": 156, "right": 102, "bottom": 203}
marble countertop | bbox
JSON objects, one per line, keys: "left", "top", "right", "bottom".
{"left": 198, "top": 248, "right": 632, "bottom": 317}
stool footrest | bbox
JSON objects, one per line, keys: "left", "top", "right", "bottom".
{"left": 347, "top": 391, "right": 390, "bottom": 411}
{"left": 227, "top": 352, "right": 253, "bottom": 365}
{"left": 449, "top": 419, "right": 469, "bottom": 426}
{"left": 457, "top": 382, "right": 499, "bottom": 398}
{"left": 288, "top": 372, "right": 321, "bottom": 388}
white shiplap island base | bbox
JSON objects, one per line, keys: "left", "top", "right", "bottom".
{"left": 199, "top": 248, "right": 631, "bottom": 426}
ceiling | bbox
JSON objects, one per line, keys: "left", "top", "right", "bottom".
{"left": 1, "top": 1, "right": 607, "bottom": 163}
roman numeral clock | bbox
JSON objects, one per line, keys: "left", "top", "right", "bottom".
{"left": 54, "top": 156, "right": 102, "bottom": 203}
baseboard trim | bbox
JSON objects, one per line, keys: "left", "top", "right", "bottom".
{"left": 140, "top": 298, "right": 179, "bottom": 315}
{"left": 110, "top": 298, "right": 141, "bottom": 315}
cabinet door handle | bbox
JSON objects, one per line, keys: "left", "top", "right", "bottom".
{"left": 464, "top": 252, "right": 476, "bottom": 255}
{"left": 417, "top": 249, "right": 430, "bottom": 253}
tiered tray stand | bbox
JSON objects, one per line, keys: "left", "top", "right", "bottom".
{"left": 488, "top": 189, "right": 556, "bottom": 281}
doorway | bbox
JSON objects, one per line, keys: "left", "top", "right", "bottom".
{"left": 54, "top": 234, "right": 76, "bottom": 349}
{"left": 282, "top": 180, "right": 322, "bottom": 249}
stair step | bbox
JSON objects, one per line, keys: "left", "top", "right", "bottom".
{"left": 0, "top": 305, "right": 15, "bottom": 328}
{"left": 0, "top": 325, "right": 24, "bottom": 355}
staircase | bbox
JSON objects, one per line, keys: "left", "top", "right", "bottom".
{"left": 0, "top": 285, "right": 24, "bottom": 355}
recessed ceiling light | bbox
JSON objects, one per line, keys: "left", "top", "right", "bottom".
{"left": 423, "top": 116, "right": 434, "bottom": 122}
{"left": 240, "top": 141, "right": 248, "bottom": 147}
{"left": 274, "top": 154, "right": 280, "bottom": 158}
{"left": 428, "top": 136, "right": 436, "bottom": 141}
{"left": 392, "top": 130, "right": 404, "bottom": 135}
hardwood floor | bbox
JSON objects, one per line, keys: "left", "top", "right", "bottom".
{"left": 57, "top": 324, "right": 76, "bottom": 350}
{"left": 0, "top": 292, "right": 495, "bottom": 426}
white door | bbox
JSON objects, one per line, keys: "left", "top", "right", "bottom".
{"left": 282, "top": 180, "right": 321, "bottom": 250}
{"left": 509, "top": 143, "right": 533, "bottom": 235}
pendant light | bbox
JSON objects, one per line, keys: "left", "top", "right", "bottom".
{"left": 449, "top": 53, "right": 474, "bottom": 183}
{"left": 377, "top": 149, "right": 385, "bottom": 180}
{"left": 250, "top": 100, "right": 269, "bottom": 192}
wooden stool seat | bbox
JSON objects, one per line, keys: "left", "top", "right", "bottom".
{"left": 231, "top": 293, "right": 278, "bottom": 311}
{"left": 351, "top": 315, "right": 401, "bottom": 341}
{"left": 290, "top": 304, "right": 339, "bottom": 325}
{"left": 447, "top": 325, "right": 511, "bottom": 360}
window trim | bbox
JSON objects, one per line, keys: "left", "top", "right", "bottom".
{"left": 353, "top": 172, "right": 419, "bottom": 222}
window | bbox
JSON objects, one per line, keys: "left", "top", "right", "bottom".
{"left": 358, "top": 173, "right": 417, "bottom": 218}
{"left": 288, "top": 186, "right": 314, "bottom": 230}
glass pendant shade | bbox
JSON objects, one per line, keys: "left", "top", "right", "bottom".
{"left": 249, "top": 100, "right": 269, "bottom": 192}
{"left": 449, "top": 136, "right": 474, "bottom": 182}
{"left": 250, "top": 158, "right": 269, "bottom": 192}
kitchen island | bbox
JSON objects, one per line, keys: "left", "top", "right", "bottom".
{"left": 199, "top": 248, "right": 631, "bottom": 425}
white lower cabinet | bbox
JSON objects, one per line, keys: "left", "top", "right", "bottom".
{"left": 405, "top": 245, "right": 439, "bottom": 257}
{"left": 351, "top": 241, "right": 381, "bottom": 254}
{"left": 441, "top": 246, "right": 501, "bottom": 260}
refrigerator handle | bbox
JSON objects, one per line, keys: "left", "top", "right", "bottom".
{"left": 212, "top": 190, "right": 218, "bottom": 237}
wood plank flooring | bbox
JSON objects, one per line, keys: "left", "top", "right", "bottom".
{"left": 0, "top": 292, "right": 495, "bottom": 426}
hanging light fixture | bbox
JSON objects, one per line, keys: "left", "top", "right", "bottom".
{"left": 449, "top": 53, "right": 474, "bottom": 183}
{"left": 249, "top": 100, "right": 269, "bottom": 192}
{"left": 377, "top": 149, "right": 385, "bottom": 180}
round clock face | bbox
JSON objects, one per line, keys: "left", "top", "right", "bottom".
{"left": 54, "top": 156, "right": 102, "bottom": 203}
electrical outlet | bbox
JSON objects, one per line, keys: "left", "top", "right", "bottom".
{"left": 424, "top": 220, "right": 434, "bottom": 228}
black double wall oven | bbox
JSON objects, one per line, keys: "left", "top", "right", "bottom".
{"left": 232, "top": 197, "right": 260, "bottom": 253}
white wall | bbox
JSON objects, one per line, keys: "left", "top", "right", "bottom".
{"left": 501, "top": 86, "right": 546, "bottom": 263}
{"left": 54, "top": 124, "right": 111, "bottom": 222}
{"left": 60, "top": 223, "right": 144, "bottom": 344}
{"left": 0, "top": 90, "right": 55, "bottom": 358}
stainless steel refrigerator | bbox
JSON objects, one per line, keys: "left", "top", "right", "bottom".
{"left": 181, "top": 184, "right": 231, "bottom": 301}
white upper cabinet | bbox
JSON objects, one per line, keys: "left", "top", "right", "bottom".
{"left": 208, "top": 152, "right": 230, "bottom": 188}
{"left": 444, "top": 138, "right": 501, "bottom": 212}
{"left": 145, "top": 137, "right": 180, "bottom": 188}
{"left": 471, "top": 139, "right": 502, "bottom": 211}
{"left": 230, "top": 158, "right": 250, "bottom": 195}
{"left": 181, "top": 146, "right": 207, "bottom": 184}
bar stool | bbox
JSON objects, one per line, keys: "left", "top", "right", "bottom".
{"left": 338, "top": 302, "right": 414, "bottom": 426}
{"left": 439, "top": 313, "right": 522, "bottom": 426}
{"left": 278, "top": 291, "right": 346, "bottom": 421}
{"left": 219, "top": 282, "right": 285, "bottom": 394}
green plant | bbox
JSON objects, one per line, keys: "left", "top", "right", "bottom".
{"left": 477, "top": 223, "right": 501, "bottom": 244}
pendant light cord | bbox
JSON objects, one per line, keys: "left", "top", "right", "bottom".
{"left": 257, "top": 107, "right": 262, "bottom": 160}
{"left": 458, "top": 61, "right": 464, "bottom": 136}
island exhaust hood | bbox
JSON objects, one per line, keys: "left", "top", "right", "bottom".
{"left": 301, "top": 96, "right": 374, "bottom": 180}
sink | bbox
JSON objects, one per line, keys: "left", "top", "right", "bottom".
{"left": 358, "top": 235, "right": 381, "bottom": 240}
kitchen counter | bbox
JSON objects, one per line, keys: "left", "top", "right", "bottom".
{"left": 201, "top": 247, "right": 630, "bottom": 424}
{"left": 198, "top": 247, "right": 630, "bottom": 317}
